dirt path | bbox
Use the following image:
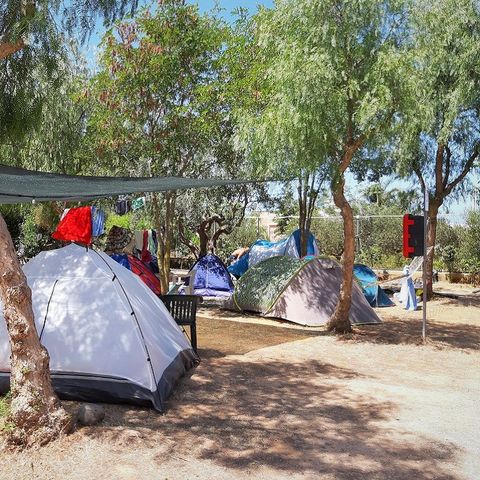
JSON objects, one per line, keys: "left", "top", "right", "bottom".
{"left": 1, "top": 296, "right": 479, "bottom": 480}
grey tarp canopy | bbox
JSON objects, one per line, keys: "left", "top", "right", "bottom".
{"left": 0, "top": 165, "right": 260, "bottom": 204}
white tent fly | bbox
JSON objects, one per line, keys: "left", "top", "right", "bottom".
{"left": 0, "top": 244, "right": 197, "bottom": 411}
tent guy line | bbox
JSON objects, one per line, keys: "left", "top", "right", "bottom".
{"left": 0, "top": 164, "right": 270, "bottom": 204}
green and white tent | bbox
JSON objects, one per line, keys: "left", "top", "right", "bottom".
{"left": 233, "top": 256, "right": 381, "bottom": 327}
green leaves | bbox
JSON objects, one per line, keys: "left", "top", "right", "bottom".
{"left": 87, "top": 4, "right": 226, "bottom": 176}
{"left": 0, "top": 0, "right": 140, "bottom": 144}
{"left": 232, "top": 0, "right": 409, "bottom": 181}
{"left": 396, "top": 0, "right": 480, "bottom": 196}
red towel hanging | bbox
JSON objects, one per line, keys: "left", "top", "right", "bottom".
{"left": 52, "top": 206, "right": 93, "bottom": 245}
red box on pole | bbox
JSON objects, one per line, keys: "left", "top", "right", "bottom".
{"left": 403, "top": 214, "right": 424, "bottom": 258}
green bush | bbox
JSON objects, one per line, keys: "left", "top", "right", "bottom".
{"left": 20, "top": 206, "right": 60, "bottom": 259}
{"left": 311, "top": 218, "right": 344, "bottom": 258}
{"left": 0, "top": 205, "right": 23, "bottom": 249}
{"left": 105, "top": 213, "right": 133, "bottom": 231}
{"left": 0, "top": 392, "right": 13, "bottom": 433}
{"left": 216, "top": 218, "right": 268, "bottom": 263}
{"left": 458, "top": 211, "right": 480, "bottom": 274}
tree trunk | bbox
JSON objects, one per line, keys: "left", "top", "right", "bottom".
{"left": 0, "top": 214, "right": 72, "bottom": 447}
{"left": 177, "top": 218, "right": 200, "bottom": 260}
{"left": 300, "top": 229, "right": 309, "bottom": 257}
{"left": 297, "top": 175, "right": 309, "bottom": 257}
{"left": 197, "top": 224, "right": 209, "bottom": 258}
{"left": 327, "top": 174, "right": 354, "bottom": 333}
{"left": 153, "top": 193, "right": 175, "bottom": 294}
{"left": 163, "top": 193, "right": 175, "bottom": 293}
{"left": 298, "top": 213, "right": 308, "bottom": 258}
{"left": 425, "top": 202, "right": 439, "bottom": 299}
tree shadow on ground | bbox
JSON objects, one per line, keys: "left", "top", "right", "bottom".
{"left": 81, "top": 354, "right": 461, "bottom": 480}
{"left": 195, "top": 317, "right": 322, "bottom": 357}
{"left": 349, "top": 317, "right": 480, "bottom": 351}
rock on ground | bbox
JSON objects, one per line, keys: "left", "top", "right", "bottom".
{"left": 77, "top": 404, "right": 105, "bottom": 426}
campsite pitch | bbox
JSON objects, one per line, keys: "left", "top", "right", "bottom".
{"left": 0, "top": 293, "right": 479, "bottom": 480}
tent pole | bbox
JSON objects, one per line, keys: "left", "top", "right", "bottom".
{"left": 422, "top": 188, "right": 428, "bottom": 343}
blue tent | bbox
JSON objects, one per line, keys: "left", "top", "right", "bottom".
{"left": 228, "top": 251, "right": 250, "bottom": 278}
{"left": 228, "top": 229, "right": 319, "bottom": 278}
{"left": 353, "top": 264, "right": 394, "bottom": 308}
{"left": 191, "top": 254, "right": 234, "bottom": 297}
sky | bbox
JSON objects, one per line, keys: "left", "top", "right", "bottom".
{"left": 82, "top": 0, "right": 477, "bottom": 222}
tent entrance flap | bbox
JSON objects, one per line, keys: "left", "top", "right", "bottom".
{"left": 0, "top": 165, "right": 263, "bottom": 204}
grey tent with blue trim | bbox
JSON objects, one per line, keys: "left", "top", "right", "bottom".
{"left": 0, "top": 244, "right": 197, "bottom": 411}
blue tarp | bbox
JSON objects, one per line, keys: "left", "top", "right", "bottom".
{"left": 228, "top": 251, "right": 250, "bottom": 278}
{"left": 228, "top": 229, "right": 319, "bottom": 278}
{"left": 191, "top": 254, "right": 234, "bottom": 297}
{"left": 110, "top": 253, "right": 131, "bottom": 270}
{"left": 353, "top": 264, "right": 394, "bottom": 308}
{"left": 291, "top": 229, "right": 317, "bottom": 257}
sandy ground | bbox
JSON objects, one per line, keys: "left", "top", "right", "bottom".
{"left": 1, "top": 289, "right": 479, "bottom": 480}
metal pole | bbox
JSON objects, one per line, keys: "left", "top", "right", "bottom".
{"left": 422, "top": 188, "right": 429, "bottom": 343}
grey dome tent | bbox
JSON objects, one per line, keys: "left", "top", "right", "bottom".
{"left": 233, "top": 256, "right": 381, "bottom": 327}
{"left": 0, "top": 244, "right": 197, "bottom": 411}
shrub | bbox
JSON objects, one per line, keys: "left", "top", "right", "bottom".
{"left": 458, "top": 211, "right": 480, "bottom": 275}
{"left": 0, "top": 393, "right": 13, "bottom": 433}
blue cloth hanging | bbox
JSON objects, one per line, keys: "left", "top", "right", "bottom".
{"left": 91, "top": 207, "right": 105, "bottom": 237}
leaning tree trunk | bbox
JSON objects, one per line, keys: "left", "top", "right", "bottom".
{"left": 0, "top": 215, "right": 72, "bottom": 447}
{"left": 327, "top": 174, "right": 353, "bottom": 334}
{"left": 425, "top": 202, "right": 439, "bottom": 300}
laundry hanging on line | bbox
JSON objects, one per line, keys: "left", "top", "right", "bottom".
{"left": 115, "top": 198, "right": 131, "bottom": 215}
{"left": 91, "top": 206, "right": 105, "bottom": 237}
{"left": 133, "top": 229, "right": 158, "bottom": 262}
{"left": 132, "top": 197, "right": 146, "bottom": 211}
{"left": 52, "top": 206, "right": 92, "bottom": 245}
{"left": 52, "top": 206, "right": 106, "bottom": 245}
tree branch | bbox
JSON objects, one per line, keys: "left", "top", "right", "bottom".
{"left": 210, "top": 190, "right": 249, "bottom": 248}
{"left": 0, "top": 39, "right": 25, "bottom": 59}
{"left": 413, "top": 160, "right": 426, "bottom": 194}
{"left": 444, "top": 145, "right": 479, "bottom": 197}
{"left": 178, "top": 217, "right": 199, "bottom": 259}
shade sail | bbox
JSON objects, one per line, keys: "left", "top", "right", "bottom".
{"left": 0, "top": 165, "right": 261, "bottom": 204}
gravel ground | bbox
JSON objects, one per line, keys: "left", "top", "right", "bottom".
{"left": 0, "top": 290, "right": 479, "bottom": 480}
